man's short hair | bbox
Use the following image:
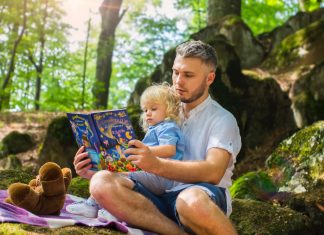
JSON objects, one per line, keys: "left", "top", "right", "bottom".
{"left": 175, "top": 40, "right": 218, "bottom": 71}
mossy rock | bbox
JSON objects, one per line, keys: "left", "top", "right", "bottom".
{"left": 286, "top": 181, "right": 324, "bottom": 234}
{"left": 230, "top": 199, "right": 311, "bottom": 235}
{"left": 230, "top": 171, "right": 277, "bottom": 201}
{"left": 1, "top": 131, "right": 35, "bottom": 155}
{"left": 261, "top": 19, "right": 324, "bottom": 72}
{"left": 266, "top": 121, "right": 324, "bottom": 192}
{"left": 38, "top": 116, "right": 78, "bottom": 175}
{"left": 68, "top": 176, "right": 91, "bottom": 199}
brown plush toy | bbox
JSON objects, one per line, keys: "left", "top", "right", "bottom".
{"left": 5, "top": 162, "right": 72, "bottom": 215}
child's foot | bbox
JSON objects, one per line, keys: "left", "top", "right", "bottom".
{"left": 97, "top": 208, "right": 118, "bottom": 222}
{"left": 66, "top": 198, "right": 99, "bottom": 218}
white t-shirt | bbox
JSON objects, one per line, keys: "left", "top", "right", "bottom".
{"left": 171, "top": 95, "right": 241, "bottom": 216}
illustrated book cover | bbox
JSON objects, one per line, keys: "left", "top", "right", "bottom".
{"left": 67, "top": 109, "right": 139, "bottom": 172}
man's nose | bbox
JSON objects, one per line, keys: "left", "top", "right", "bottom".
{"left": 174, "top": 74, "right": 184, "bottom": 85}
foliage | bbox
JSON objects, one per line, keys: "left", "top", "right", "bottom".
{"left": 0, "top": 0, "right": 323, "bottom": 111}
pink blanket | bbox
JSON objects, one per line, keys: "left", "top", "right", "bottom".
{"left": 0, "top": 190, "right": 154, "bottom": 235}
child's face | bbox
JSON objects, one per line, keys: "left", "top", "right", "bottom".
{"left": 142, "top": 102, "right": 167, "bottom": 126}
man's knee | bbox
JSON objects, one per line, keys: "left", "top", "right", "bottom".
{"left": 176, "top": 187, "right": 214, "bottom": 221}
{"left": 90, "top": 171, "right": 115, "bottom": 199}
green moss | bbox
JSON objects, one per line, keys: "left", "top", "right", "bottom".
{"left": 0, "top": 169, "right": 35, "bottom": 189}
{"left": 231, "top": 199, "right": 310, "bottom": 235}
{"left": 0, "top": 223, "right": 125, "bottom": 234}
{"left": 230, "top": 171, "right": 277, "bottom": 201}
{"left": 262, "top": 19, "right": 324, "bottom": 71}
{"left": 266, "top": 121, "right": 324, "bottom": 189}
{"left": 221, "top": 14, "right": 242, "bottom": 29}
{"left": 68, "top": 176, "right": 90, "bottom": 198}
{"left": 2, "top": 131, "right": 35, "bottom": 154}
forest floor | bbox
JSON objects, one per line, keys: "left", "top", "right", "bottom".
{"left": 0, "top": 112, "right": 64, "bottom": 170}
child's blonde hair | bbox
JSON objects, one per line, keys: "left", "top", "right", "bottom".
{"left": 140, "top": 82, "right": 180, "bottom": 131}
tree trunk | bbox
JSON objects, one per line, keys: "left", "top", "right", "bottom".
{"left": 82, "top": 18, "right": 91, "bottom": 110}
{"left": 93, "top": 0, "right": 126, "bottom": 109}
{"left": 0, "top": 0, "right": 27, "bottom": 110}
{"left": 207, "top": 0, "right": 241, "bottom": 25}
{"left": 28, "top": 0, "right": 48, "bottom": 111}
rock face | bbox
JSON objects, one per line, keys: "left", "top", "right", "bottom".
{"left": 266, "top": 121, "right": 324, "bottom": 193}
{"left": 231, "top": 121, "right": 324, "bottom": 234}
{"left": 38, "top": 116, "right": 78, "bottom": 175}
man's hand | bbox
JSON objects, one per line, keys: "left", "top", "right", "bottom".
{"left": 124, "top": 140, "right": 160, "bottom": 173}
{"left": 73, "top": 146, "right": 96, "bottom": 179}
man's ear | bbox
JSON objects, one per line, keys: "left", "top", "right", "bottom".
{"left": 207, "top": 71, "right": 216, "bottom": 85}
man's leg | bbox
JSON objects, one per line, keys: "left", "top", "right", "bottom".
{"left": 176, "top": 187, "right": 237, "bottom": 235}
{"left": 90, "top": 171, "right": 186, "bottom": 235}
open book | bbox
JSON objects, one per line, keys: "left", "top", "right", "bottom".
{"left": 67, "top": 109, "right": 139, "bottom": 172}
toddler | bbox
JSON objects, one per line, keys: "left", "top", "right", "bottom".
{"left": 66, "top": 83, "right": 184, "bottom": 218}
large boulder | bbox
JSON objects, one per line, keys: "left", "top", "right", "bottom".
{"left": 258, "top": 8, "right": 324, "bottom": 54}
{"left": 192, "top": 14, "right": 265, "bottom": 69}
{"left": 266, "top": 121, "right": 324, "bottom": 193}
{"left": 1, "top": 131, "right": 35, "bottom": 156}
{"left": 38, "top": 116, "right": 78, "bottom": 175}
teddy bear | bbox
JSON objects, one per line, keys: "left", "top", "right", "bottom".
{"left": 5, "top": 162, "right": 72, "bottom": 215}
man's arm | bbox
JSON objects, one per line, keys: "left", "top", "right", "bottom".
{"left": 149, "top": 145, "right": 176, "bottom": 158}
{"left": 125, "top": 140, "right": 231, "bottom": 184}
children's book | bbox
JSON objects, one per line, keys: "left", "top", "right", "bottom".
{"left": 67, "top": 109, "right": 139, "bottom": 172}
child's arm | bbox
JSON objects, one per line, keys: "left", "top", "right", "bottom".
{"left": 148, "top": 145, "right": 176, "bottom": 158}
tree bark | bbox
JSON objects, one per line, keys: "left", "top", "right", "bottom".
{"left": 82, "top": 18, "right": 91, "bottom": 110}
{"left": 0, "top": 0, "right": 27, "bottom": 110}
{"left": 28, "top": 0, "right": 48, "bottom": 111}
{"left": 207, "top": 0, "right": 241, "bottom": 25}
{"left": 93, "top": 0, "right": 126, "bottom": 109}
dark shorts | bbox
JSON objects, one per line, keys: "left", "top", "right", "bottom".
{"left": 131, "top": 179, "right": 227, "bottom": 225}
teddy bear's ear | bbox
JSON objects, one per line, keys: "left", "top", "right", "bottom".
{"left": 62, "top": 168, "right": 72, "bottom": 189}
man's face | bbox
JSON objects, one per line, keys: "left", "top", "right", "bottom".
{"left": 172, "top": 56, "right": 214, "bottom": 104}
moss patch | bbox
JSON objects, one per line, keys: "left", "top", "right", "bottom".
{"left": 266, "top": 121, "right": 324, "bottom": 191}
{"left": 0, "top": 223, "right": 125, "bottom": 235}
{"left": 68, "top": 176, "right": 90, "bottom": 198}
{"left": 230, "top": 171, "right": 277, "bottom": 201}
{"left": 231, "top": 199, "right": 311, "bottom": 235}
{"left": 262, "top": 19, "right": 324, "bottom": 72}
{"left": 0, "top": 169, "right": 34, "bottom": 189}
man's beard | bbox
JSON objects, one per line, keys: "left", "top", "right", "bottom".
{"left": 180, "top": 80, "right": 207, "bottom": 104}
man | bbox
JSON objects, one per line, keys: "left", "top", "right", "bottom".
{"left": 73, "top": 40, "right": 241, "bottom": 235}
